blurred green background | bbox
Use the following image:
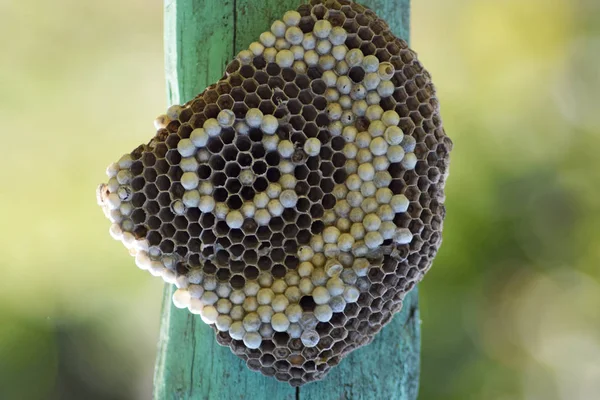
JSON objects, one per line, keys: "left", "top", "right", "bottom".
{"left": 1, "top": 0, "right": 598, "bottom": 399}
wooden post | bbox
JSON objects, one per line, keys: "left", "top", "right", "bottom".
{"left": 154, "top": 1, "right": 418, "bottom": 399}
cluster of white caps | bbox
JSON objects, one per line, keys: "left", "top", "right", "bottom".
{"left": 97, "top": 15, "right": 418, "bottom": 349}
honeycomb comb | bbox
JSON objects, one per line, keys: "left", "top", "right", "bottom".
{"left": 97, "top": 0, "right": 452, "bottom": 386}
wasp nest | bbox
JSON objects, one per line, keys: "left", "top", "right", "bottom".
{"left": 97, "top": 0, "right": 451, "bottom": 386}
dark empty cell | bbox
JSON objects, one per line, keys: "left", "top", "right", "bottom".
{"left": 244, "top": 93, "right": 260, "bottom": 109}
{"left": 258, "top": 256, "right": 271, "bottom": 271}
{"left": 230, "top": 87, "right": 245, "bottom": 102}
{"left": 281, "top": 213, "right": 299, "bottom": 232}
{"left": 302, "top": 105, "right": 318, "bottom": 121}
{"left": 225, "top": 163, "right": 241, "bottom": 178}
{"left": 213, "top": 188, "right": 228, "bottom": 202}
{"left": 289, "top": 116, "right": 305, "bottom": 130}
{"left": 296, "top": 213, "right": 311, "bottom": 229}
{"left": 174, "top": 230, "right": 190, "bottom": 245}
{"left": 300, "top": 296, "right": 316, "bottom": 312}
{"left": 305, "top": 157, "right": 319, "bottom": 172}
{"left": 160, "top": 239, "right": 175, "bottom": 253}
{"left": 310, "top": 79, "right": 326, "bottom": 95}
{"left": 216, "top": 268, "right": 232, "bottom": 282}
{"left": 271, "top": 233, "right": 284, "bottom": 247}
{"left": 283, "top": 235, "right": 299, "bottom": 253}
{"left": 169, "top": 182, "right": 185, "bottom": 198}
{"left": 284, "top": 83, "right": 300, "bottom": 99}
{"left": 226, "top": 59, "right": 240, "bottom": 74}
{"left": 265, "top": 62, "right": 281, "bottom": 76}
{"left": 266, "top": 151, "right": 282, "bottom": 166}
{"left": 216, "top": 95, "right": 234, "bottom": 110}
{"left": 271, "top": 264, "right": 287, "bottom": 278}
{"left": 290, "top": 133, "right": 305, "bottom": 146}
{"left": 185, "top": 207, "right": 201, "bottom": 222}
{"left": 297, "top": 89, "right": 312, "bottom": 106}
{"left": 173, "top": 215, "right": 188, "bottom": 230}
{"left": 203, "top": 261, "right": 217, "bottom": 275}
{"left": 321, "top": 178, "right": 334, "bottom": 193}
{"left": 129, "top": 161, "right": 144, "bottom": 177}
{"left": 243, "top": 234, "right": 258, "bottom": 248}
{"left": 360, "top": 41, "right": 376, "bottom": 56}
{"left": 237, "top": 153, "right": 252, "bottom": 168}
{"left": 158, "top": 208, "right": 174, "bottom": 223}
{"left": 322, "top": 194, "right": 336, "bottom": 210}
{"left": 212, "top": 171, "right": 227, "bottom": 186}
{"left": 380, "top": 96, "right": 396, "bottom": 111}
{"left": 294, "top": 164, "right": 309, "bottom": 180}
{"left": 191, "top": 98, "right": 207, "bottom": 113}
{"left": 154, "top": 142, "right": 168, "bottom": 158}
{"left": 229, "top": 228, "right": 244, "bottom": 244}
{"left": 165, "top": 134, "right": 180, "bottom": 150}
{"left": 297, "top": 229, "right": 311, "bottom": 245}
{"left": 259, "top": 100, "right": 276, "bottom": 115}
{"left": 189, "top": 114, "right": 207, "bottom": 130}
{"left": 144, "top": 184, "right": 159, "bottom": 200}
{"left": 207, "top": 137, "right": 224, "bottom": 153}
{"left": 215, "top": 249, "right": 230, "bottom": 265}
{"left": 271, "top": 89, "right": 288, "bottom": 108}
{"left": 282, "top": 209, "right": 296, "bottom": 224}
{"left": 131, "top": 208, "right": 146, "bottom": 225}
{"left": 240, "top": 186, "right": 255, "bottom": 201}
{"left": 281, "top": 67, "right": 296, "bottom": 82}
{"left": 232, "top": 102, "right": 249, "bottom": 119}
{"left": 147, "top": 216, "right": 162, "bottom": 230}
{"left": 131, "top": 192, "right": 146, "bottom": 207}
{"left": 253, "top": 55, "right": 266, "bottom": 69}
{"left": 229, "top": 260, "right": 244, "bottom": 274}
{"left": 311, "top": 219, "right": 325, "bottom": 235}
{"left": 310, "top": 204, "right": 324, "bottom": 219}
{"left": 321, "top": 144, "right": 333, "bottom": 159}
{"left": 210, "top": 155, "right": 226, "bottom": 171}
{"left": 217, "top": 81, "right": 232, "bottom": 95}
{"left": 243, "top": 266, "right": 259, "bottom": 280}
{"left": 204, "top": 104, "right": 220, "bottom": 119}
{"left": 308, "top": 187, "right": 323, "bottom": 202}
{"left": 243, "top": 249, "right": 258, "bottom": 264}
{"left": 315, "top": 112, "right": 330, "bottom": 127}
{"left": 156, "top": 175, "right": 171, "bottom": 192}
{"left": 215, "top": 221, "right": 230, "bottom": 236}
{"left": 147, "top": 230, "right": 162, "bottom": 246}
{"left": 166, "top": 120, "right": 181, "bottom": 133}
{"left": 284, "top": 255, "right": 299, "bottom": 269}
{"left": 333, "top": 169, "right": 347, "bottom": 184}
{"left": 269, "top": 216, "right": 285, "bottom": 232}
{"left": 257, "top": 85, "right": 272, "bottom": 100}
{"left": 358, "top": 26, "right": 374, "bottom": 41}
{"left": 348, "top": 66, "right": 366, "bottom": 83}
{"left": 307, "top": 67, "right": 322, "bottom": 80}
{"left": 247, "top": 130, "right": 263, "bottom": 145}
{"left": 307, "top": 172, "right": 320, "bottom": 186}
{"left": 268, "top": 77, "right": 285, "bottom": 92}
{"left": 229, "top": 275, "right": 246, "bottom": 289}
{"left": 188, "top": 235, "right": 202, "bottom": 252}
{"left": 143, "top": 166, "right": 158, "bottom": 183}
{"left": 227, "top": 194, "right": 243, "bottom": 210}
{"left": 375, "top": 47, "right": 391, "bottom": 62}
{"left": 282, "top": 98, "right": 301, "bottom": 116}
{"left": 253, "top": 176, "right": 268, "bottom": 191}
{"left": 296, "top": 182, "right": 310, "bottom": 197}
{"left": 196, "top": 165, "right": 211, "bottom": 180}
{"left": 239, "top": 65, "right": 255, "bottom": 78}
{"left": 168, "top": 166, "right": 183, "bottom": 182}
{"left": 251, "top": 159, "right": 267, "bottom": 176}
{"left": 145, "top": 200, "right": 160, "bottom": 214}
{"left": 256, "top": 226, "right": 271, "bottom": 240}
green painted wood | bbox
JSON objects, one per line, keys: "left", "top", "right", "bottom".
{"left": 154, "top": 1, "right": 418, "bottom": 399}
